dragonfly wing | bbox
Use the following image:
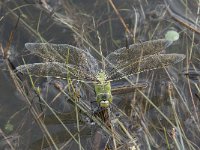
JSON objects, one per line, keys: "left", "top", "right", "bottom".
{"left": 105, "top": 39, "right": 171, "bottom": 69}
{"left": 107, "top": 54, "right": 185, "bottom": 80}
{"left": 16, "top": 62, "right": 97, "bottom": 81}
{"left": 25, "top": 43, "right": 99, "bottom": 75}
{"left": 111, "top": 81, "right": 148, "bottom": 95}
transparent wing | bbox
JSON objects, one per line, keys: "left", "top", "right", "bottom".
{"left": 106, "top": 39, "right": 171, "bottom": 69}
{"left": 111, "top": 81, "right": 148, "bottom": 95}
{"left": 16, "top": 62, "right": 98, "bottom": 81}
{"left": 25, "top": 43, "right": 99, "bottom": 75}
{"left": 107, "top": 54, "right": 185, "bottom": 80}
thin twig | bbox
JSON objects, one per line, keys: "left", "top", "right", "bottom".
{"left": 107, "top": 0, "right": 130, "bottom": 34}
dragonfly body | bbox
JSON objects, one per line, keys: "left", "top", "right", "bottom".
{"left": 16, "top": 39, "right": 185, "bottom": 107}
{"left": 94, "top": 71, "right": 112, "bottom": 107}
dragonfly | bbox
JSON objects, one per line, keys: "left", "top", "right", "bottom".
{"left": 16, "top": 39, "right": 185, "bottom": 108}
{"left": 15, "top": 39, "right": 185, "bottom": 149}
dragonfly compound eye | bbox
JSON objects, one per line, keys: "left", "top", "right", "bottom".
{"left": 96, "top": 93, "right": 112, "bottom": 104}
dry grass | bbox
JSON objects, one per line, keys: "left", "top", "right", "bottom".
{"left": 0, "top": 0, "right": 199, "bottom": 149}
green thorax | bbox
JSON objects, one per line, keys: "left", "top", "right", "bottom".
{"left": 94, "top": 71, "right": 112, "bottom": 107}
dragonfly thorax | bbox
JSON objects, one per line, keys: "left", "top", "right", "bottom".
{"left": 96, "top": 70, "right": 107, "bottom": 84}
{"left": 94, "top": 80, "right": 112, "bottom": 108}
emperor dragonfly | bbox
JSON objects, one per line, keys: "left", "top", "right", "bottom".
{"left": 16, "top": 39, "right": 185, "bottom": 108}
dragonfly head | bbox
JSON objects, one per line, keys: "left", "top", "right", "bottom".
{"left": 100, "top": 100, "right": 110, "bottom": 108}
{"left": 96, "top": 93, "right": 112, "bottom": 108}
